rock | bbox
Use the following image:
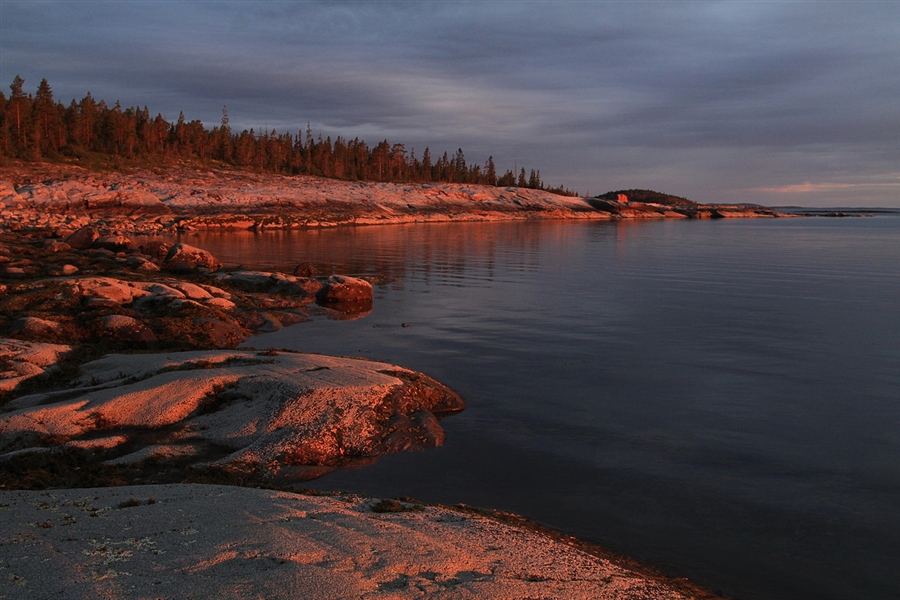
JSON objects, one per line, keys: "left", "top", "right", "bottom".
{"left": 0, "top": 484, "right": 691, "bottom": 600}
{"left": 0, "top": 338, "right": 71, "bottom": 393}
{"left": 42, "top": 240, "right": 72, "bottom": 252}
{"left": 293, "top": 262, "right": 318, "bottom": 277}
{"left": 163, "top": 243, "right": 222, "bottom": 273}
{"left": 1, "top": 266, "right": 28, "bottom": 278}
{"left": 124, "top": 255, "right": 161, "bottom": 272}
{"left": 204, "top": 297, "right": 236, "bottom": 311}
{"left": 192, "top": 318, "right": 247, "bottom": 347}
{"left": 96, "top": 315, "right": 157, "bottom": 343}
{"left": 215, "top": 271, "right": 321, "bottom": 299}
{"left": 64, "top": 226, "right": 99, "bottom": 250}
{"left": 93, "top": 234, "right": 134, "bottom": 252}
{"left": 60, "top": 264, "right": 79, "bottom": 276}
{"left": 244, "top": 311, "right": 283, "bottom": 332}
{"left": 139, "top": 240, "right": 171, "bottom": 261}
{"left": 315, "top": 275, "right": 373, "bottom": 304}
{"left": 0, "top": 350, "right": 465, "bottom": 477}
{"left": 75, "top": 277, "right": 145, "bottom": 306}
{"left": 164, "top": 281, "right": 212, "bottom": 300}
{"left": 9, "top": 317, "right": 62, "bottom": 339}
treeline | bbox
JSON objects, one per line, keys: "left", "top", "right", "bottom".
{"left": 0, "top": 76, "right": 577, "bottom": 195}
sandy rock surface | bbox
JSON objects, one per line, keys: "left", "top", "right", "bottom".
{"left": 0, "top": 484, "right": 688, "bottom": 600}
{"left": 0, "top": 349, "right": 464, "bottom": 480}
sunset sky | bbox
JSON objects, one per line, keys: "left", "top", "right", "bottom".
{"left": 1, "top": 1, "right": 897, "bottom": 207}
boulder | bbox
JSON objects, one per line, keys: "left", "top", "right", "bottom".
{"left": 163, "top": 243, "right": 222, "bottom": 273}
{"left": 315, "top": 275, "right": 373, "bottom": 304}
{"left": 75, "top": 277, "right": 145, "bottom": 306}
{"left": 64, "top": 227, "right": 99, "bottom": 250}
{"left": 96, "top": 315, "right": 157, "bottom": 343}
{"left": 124, "top": 255, "right": 161, "bottom": 272}
{"left": 139, "top": 240, "right": 171, "bottom": 261}
{"left": 8, "top": 317, "right": 62, "bottom": 339}
{"left": 215, "top": 271, "right": 321, "bottom": 299}
{"left": 42, "top": 240, "right": 72, "bottom": 253}
{"left": 93, "top": 234, "right": 134, "bottom": 252}
{"left": 0, "top": 338, "right": 71, "bottom": 393}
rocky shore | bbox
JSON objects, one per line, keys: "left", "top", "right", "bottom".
{"left": 0, "top": 164, "right": 723, "bottom": 598}
{"left": 0, "top": 162, "right": 784, "bottom": 236}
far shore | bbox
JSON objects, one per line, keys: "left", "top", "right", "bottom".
{"left": 1, "top": 162, "right": 789, "bottom": 238}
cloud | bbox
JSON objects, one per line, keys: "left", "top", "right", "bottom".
{"left": 1, "top": 0, "right": 898, "bottom": 206}
{"left": 750, "top": 182, "right": 900, "bottom": 194}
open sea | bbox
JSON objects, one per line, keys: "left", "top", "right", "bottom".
{"left": 172, "top": 214, "right": 899, "bottom": 600}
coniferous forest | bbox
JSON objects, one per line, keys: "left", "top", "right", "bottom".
{"left": 0, "top": 76, "right": 577, "bottom": 195}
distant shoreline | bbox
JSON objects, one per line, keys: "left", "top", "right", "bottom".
{"left": 1, "top": 162, "right": 790, "bottom": 237}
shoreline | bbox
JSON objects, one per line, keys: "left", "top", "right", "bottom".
{"left": 1, "top": 162, "right": 788, "bottom": 237}
{"left": 0, "top": 166, "right": 734, "bottom": 598}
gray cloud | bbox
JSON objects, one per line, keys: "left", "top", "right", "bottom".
{"left": 1, "top": 0, "right": 897, "bottom": 206}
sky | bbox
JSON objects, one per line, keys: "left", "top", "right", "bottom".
{"left": 1, "top": 1, "right": 898, "bottom": 207}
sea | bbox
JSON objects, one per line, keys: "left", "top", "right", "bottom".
{"left": 168, "top": 213, "right": 899, "bottom": 600}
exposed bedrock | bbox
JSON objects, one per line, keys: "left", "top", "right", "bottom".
{"left": 0, "top": 349, "right": 465, "bottom": 482}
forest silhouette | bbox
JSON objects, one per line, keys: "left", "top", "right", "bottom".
{"left": 0, "top": 76, "right": 577, "bottom": 196}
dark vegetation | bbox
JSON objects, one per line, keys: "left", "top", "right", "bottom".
{"left": 0, "top": 75, "right": 577, "bottom": 195}
{"left": 597, "top": 188, "right": 696, "bottom": 206}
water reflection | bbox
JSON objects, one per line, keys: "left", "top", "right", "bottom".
{"left": 155, "top": 221, "right": 595, "bottom": 289}
{"left": 143, "top": 218, "right": 900, "bottom": 600}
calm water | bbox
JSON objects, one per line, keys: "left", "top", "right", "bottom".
{"left": 173, "top": 216, "right": 899, "bottom": 600}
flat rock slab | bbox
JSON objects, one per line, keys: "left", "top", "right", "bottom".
{"left": 0, "top": 484, "right": 687, "bottom": 599}
{"left": 0, "top": 350, "right": 464, "bottom": 479}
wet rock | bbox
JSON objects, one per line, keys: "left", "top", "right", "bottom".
{"left": 244, "top": 311, "right": 284, "bottom": 332}
{"left": 293, "top": 262, "right": 318, "bottom": 277}
{"left": 215, "top": 271, "right": 321, "bottom": 299}
{"left": 315, "top": 275, "right": 373, "bottom": 304}
{"left": 378, "top": 411, "right": 446, "bottom": 454}
{"left": 163, "top": 243, "right": 222, "bottom": 273}
{"left": 64, "top": 227, "right": 99, "bottom": 250}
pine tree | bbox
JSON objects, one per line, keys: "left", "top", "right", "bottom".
{"left": 8, "top": 75, "right": 28, "bottom": 156}
{"left": 485, "top": 156, "right": 497, "bottom": 185}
